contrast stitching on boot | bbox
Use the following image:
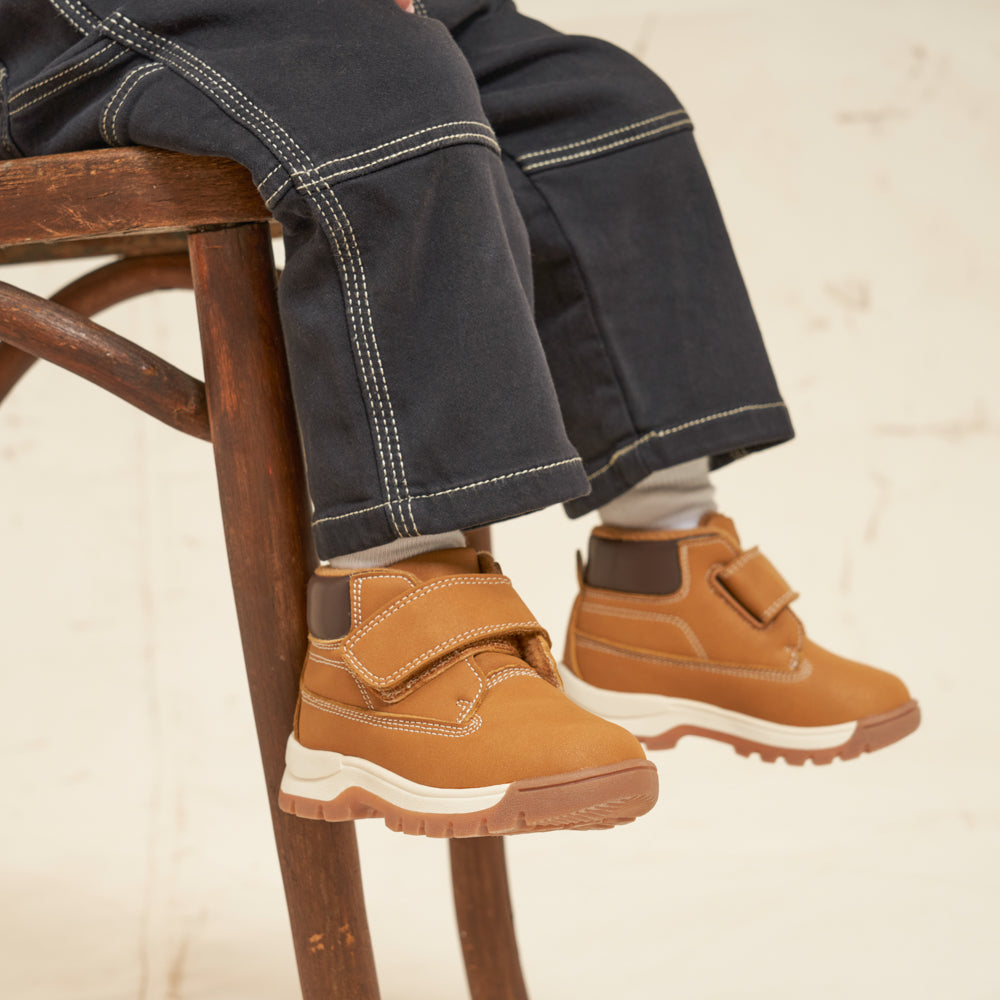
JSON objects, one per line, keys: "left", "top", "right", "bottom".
{"left": 587, "top": 403, "right": 789, "bottom": 483}
{"left": 311, "top": 456, "right": 584, "bottom": 527}
{"left": 94, "top": 10, "right": 418, "bottom": 536}
{"left": 349, "top": 573, "right": 415, "bottom": 631}
{"left": 100, "top": 63, "right": 164, "bottom": 145}
{"left": 579, "top": 601, "right": 707, "bottom": 658}
{"left": 352, "top": 621, "right": 540, "bottom": 687}
{"left": 575, "top": 635, "right": 811, "bottom": 683}
{"left": 309, "top": 651, "right": 376, "bottom": 710}
{"left": 486, "top": 666, "right": 540, "bottom": 689}
{"left": 301, "top": 689, "right": 482, "bottom": 737}
{"left": 718, "top": 547, "right": 761, "bottom": 579}
{"left": 760, "top": 588, "right": 797, "bottom": 622}
{"left": 388, "top": 651, "right": 483, "bottom": 705}
{"left": 517, "top": 109, "right": 688, "bottom": 161}
{"left": 9, "top": 46, "right": 130, "bottom": 116}
{"left": 350, "top": 576, "right": 512, "bottom": 642}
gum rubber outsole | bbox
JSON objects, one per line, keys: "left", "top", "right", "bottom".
{"left": 640, "top": 699, "right": 921, "bottom": 764}
{"left": 278, "top": 759, "right": 658, "bottom": 837}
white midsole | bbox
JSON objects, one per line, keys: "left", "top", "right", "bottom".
{"left": 558, "top": 664, "right": 857, "bottom": 751}
{"left": 280, "top": 735, "right": 509, "bottom": 814}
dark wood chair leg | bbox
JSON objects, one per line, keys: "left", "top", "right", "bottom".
{"left": 188, "top": 222, "right": 380, "bottom": 1000}
{"left": 451, "top": 838, "right": 530, "bottom": 1000}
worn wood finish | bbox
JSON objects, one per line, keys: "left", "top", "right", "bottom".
{"left": 0, "top": 231, "right": 191, "bottom": 266}
{"left": 0, "top": 253, "right": 195, "bottom": 404}
{"left": 451, "top": 837, "right": 530, "bottom": 1000}
{"left": 0, "top": 280, "right": 209, "bottom": 438}
{"left": 0, "top": 147, "right": 269, "bottom": 249}
{"left": 52, "top": 252, "right": 194, "bottom": 314}
{"left": 189, "top": 223, "right": 379, "bottom": 1000}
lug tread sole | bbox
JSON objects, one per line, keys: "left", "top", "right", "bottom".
{"left": 641, "top": 699, "right": 921, "bottom": 764}
{"left": 278, "top": 759, "right": 658, "bottom": 837}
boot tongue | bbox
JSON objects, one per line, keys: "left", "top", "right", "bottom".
{"left": 700, "top": 512, "right": 741, "bottom": 547}
{"left": 392, "top": 546, "right": 483, "bottom": 581}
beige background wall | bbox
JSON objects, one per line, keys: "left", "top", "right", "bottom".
{"left": 3, "top": 1, "right": 998, "bottom": 997}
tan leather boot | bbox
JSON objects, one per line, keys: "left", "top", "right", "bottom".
{"left": 279, "top": 547, "right": 657, "bottom": 836}
{"left": 562, "top": 514, "right": 920, "bottom": 764}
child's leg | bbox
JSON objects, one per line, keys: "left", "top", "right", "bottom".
{"left": 3, "top": 0, "right": 589, "bottom": 557}
{"left": 2, "top": 0, "right": 657, "bottom": 835}
{"left": 430, "top": 0, "right": 918, "bottom": 761}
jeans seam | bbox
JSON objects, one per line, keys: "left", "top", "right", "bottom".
{"left": 520, "top": 118, "right": 693, "bottom": 174}
{"left": 311, "top": 456, "right": 584, "bottom": 527}
{"left": 8, "top": 45, "right": 131, "bottom": 117}
{"left": 586, "top": 402, "right": 790, "bottom": 483}
{"left": 95, "top": 7, "right": 419, "bottom": 536}
{"left": 299, "top": 131, "right": 501, "bottom": 186}
{"left": 46, "top": 0, "right": 97, "bottom": 34}
{"left": 99, "top": 62, "right": 163, "bottom": 145}
{"left": 8, "top": 39, "right": 116, "bottom": 105}
{"left": 302, "top": 121, "right": 496, "bottom": 174}
{"left": 504, "top": 149, "right": 641, "bottom": 456}
{"left": 517, "top": 109, "right": 688, "bottom": 162}
{"left": 261, "top": 124, "right": 500, "bottom": 205}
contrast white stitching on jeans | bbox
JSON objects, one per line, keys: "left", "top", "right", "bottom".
{"left": 127, "top": 19, "right": 412, "bottom": 535}
{"left": 264, "top": 178, "right": 292, "bottom": 207}
{"left": 321, "top": 180, "right": 418, "bottom": 533}
{"left": 417, "top": 457, "right": 582, "bottom": 501}
{"left": 587, "top": 403, "right": 788, "bottom": 483}
{"left": 517, "top": 109, "right": 688, "bottom": 161}
{"left": 310, "top": 455, "right": 585, "bottom": 527}
{"left": 299, "top": 121, "right": 496, "bottom": 174}
{"left": 9, "top": 41, "right": 115, "bottom": 103}
{"left": 9, "top": 47, "right": 129, "bottom": 115}
{"left": 100, "top": 12, "right": 415, "bottom": 535}
{"left": 99, "top": 14, "right": 407, "bottom": 533}
{"left": 257, "top": 162, "right": 283, "bottom": 190}
{"left": 263, "top": 125, "right": 500, "bottom": 202}
{"left": 46, "top": 0, "right": 93, "bottom": 33}
{"left": 521, "top": 119, "right": 692, "bottom": 172}
{"left": 299, "top": 132, "right": 501, "bottom": 187}
{"left": 100, "top": 63, "right": 163, "bottom": 145}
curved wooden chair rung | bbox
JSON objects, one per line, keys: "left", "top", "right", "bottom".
{"left": 0, "top": 146, "right": 528, "bottom": 1000}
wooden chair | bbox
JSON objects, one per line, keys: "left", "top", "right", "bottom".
{"left": 0, "top": 146, "right": 528, "bottom": 1000}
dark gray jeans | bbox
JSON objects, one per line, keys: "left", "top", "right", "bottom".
{"left": 1, "top": 0, "right": 794, "bottom": 557}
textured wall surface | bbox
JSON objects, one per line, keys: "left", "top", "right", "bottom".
{"left": 2, "top": 1, "right": 997, "bottom": 997}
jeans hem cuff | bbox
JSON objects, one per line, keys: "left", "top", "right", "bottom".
{"left": 564, "top": 402, "right": 795, "bottom": 517}
{"left": 312, "top": 455, "right": 590, "bottom": 558}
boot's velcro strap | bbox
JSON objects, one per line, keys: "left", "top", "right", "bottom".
{"left": 343, "top": 575, "right": 547, "bottom": 692}
{"left": 717, "top": 549, "right": 798, "bottom": 624}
